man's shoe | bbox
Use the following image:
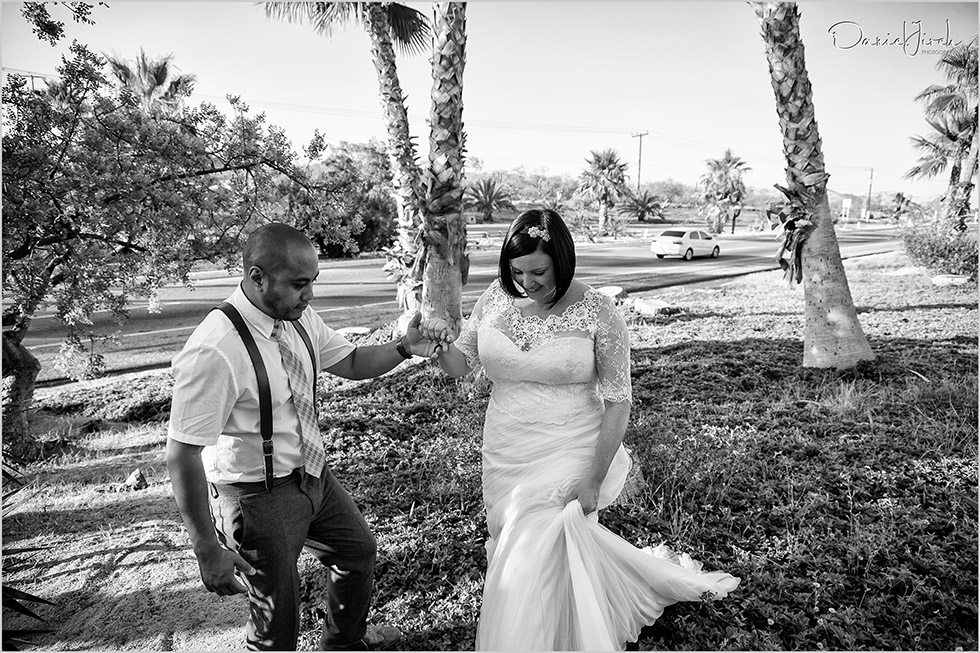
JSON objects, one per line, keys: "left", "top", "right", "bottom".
{"left": 361, "top": 625, "right": 403, "bottom": 650}
{"left": 320, "top": 625, "right": 403, "bottom": 651}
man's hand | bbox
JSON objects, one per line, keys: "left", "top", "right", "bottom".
{"left": 197, "top": 546, "right": 256, "bottom": 596}
{"left": 404, "top": 313, "right": 456, "bottom": 359}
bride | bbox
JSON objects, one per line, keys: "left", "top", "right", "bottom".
{"left": 420, "top": 209, "right": 739, "bottom": 650}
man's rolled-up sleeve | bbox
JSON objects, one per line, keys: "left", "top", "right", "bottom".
{"left": 312, "top": 319, "right": 357, "bottom": 370}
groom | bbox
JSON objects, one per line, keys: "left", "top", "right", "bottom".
{"left": 166, "top": 223, "right": 451, "bottom": 650}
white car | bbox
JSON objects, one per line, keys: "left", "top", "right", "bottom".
{"left": 649, "top": 229, "right": 720, "bottom": 260}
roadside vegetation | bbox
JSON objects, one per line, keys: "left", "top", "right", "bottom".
{"left": 3, "top": 251, "right": 976, "bottom": 651}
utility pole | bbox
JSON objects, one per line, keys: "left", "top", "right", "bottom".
{"left": 866, "top": 168, "right": 874, "bottom": 219}
{"left": 632, "top": 131, "right": 648, "bottom": 193}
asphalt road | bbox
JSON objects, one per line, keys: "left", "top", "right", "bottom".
{"left": 26, "top": 223, "right": 901, "bottom": 385}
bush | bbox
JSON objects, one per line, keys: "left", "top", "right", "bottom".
{"left": 902, "top": 225, "right": 978, "bottom": 280}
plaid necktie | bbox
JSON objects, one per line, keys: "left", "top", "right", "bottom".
{"left": 272, "top": 320, "right": 325, "bottom": 477}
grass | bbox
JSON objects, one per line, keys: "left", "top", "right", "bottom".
{"left": 3, "top": 251, "right": 977, "bottom": 651}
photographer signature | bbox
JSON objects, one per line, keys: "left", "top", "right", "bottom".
{"left": 828, "top": 18, "right": 960, "bottom": 56}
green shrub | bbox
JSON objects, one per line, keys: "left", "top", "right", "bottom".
{"left": 902, "top": 226, "right": 978, "bottom": 280}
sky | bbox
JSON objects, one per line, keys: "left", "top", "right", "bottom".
{"left": 2, "top": 1, "right": 977, "bottom": 203}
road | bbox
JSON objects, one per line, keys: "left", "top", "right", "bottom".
{"left": 25, "top": 223, "right": 901, "bottom": 384}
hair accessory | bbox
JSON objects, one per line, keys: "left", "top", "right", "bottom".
{"left": 526, "top": 225, "right": 550, "bottom": 242}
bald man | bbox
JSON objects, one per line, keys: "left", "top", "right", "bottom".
{"left": 166, "top": 223, "right": 448, "bottom": 650}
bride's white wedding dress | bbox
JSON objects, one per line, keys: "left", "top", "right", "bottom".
{"left": 455, "top": 281, "right": 740, "bottom": 651}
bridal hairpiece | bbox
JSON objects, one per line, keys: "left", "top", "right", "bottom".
{"left": 525, "top": 225, "right": 550, "bottom": 242}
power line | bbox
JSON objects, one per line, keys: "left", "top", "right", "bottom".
{"left": 4, "top": 68, "right": 924, "bottom": 186}
{"left": 0, "top": 71, "right": 798, "bottom": 161}
{"left": 2, "top": 66, "right": 59, "bottom": 91}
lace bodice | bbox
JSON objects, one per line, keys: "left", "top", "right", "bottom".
{"left": 456, "top": 280, "right": 632, "bottom": 424}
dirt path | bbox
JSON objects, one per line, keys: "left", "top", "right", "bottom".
{"left": 3, "top": 424, "right": 253, "bottom": 651}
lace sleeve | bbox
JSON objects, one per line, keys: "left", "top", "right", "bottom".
{"left": 593, "top": 292, "right": 632, "bottom": 404}
{"left": 455, "top": 281, "right": 496, "bottom": 372}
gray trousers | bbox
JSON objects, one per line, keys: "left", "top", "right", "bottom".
{"left": 209, "top": 466, "right": 377, "bottom": 650}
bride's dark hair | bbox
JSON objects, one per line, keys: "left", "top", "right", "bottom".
{"left": 498, "top": 209, "right": 576, "bottom": 307}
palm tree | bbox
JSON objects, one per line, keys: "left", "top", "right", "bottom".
{"left": 699, "top": 149, "right": 750, "bottom": 234}
{"left": 464, "top": 178, "right": 516, "bottom": 223}
{"left": 420, "top": 2, "right": 468, "bottom": 332}
{"left": 908, "top": 36, "right": 978, "bottom": 230}
{"left": 578, "top": 149, "right": 630, "bottom": 233}
{"left": 906, "top": 115, "right": 973, "bottom": 187}
{"left": 263, "top": 2, "right": 431, "bottom": 312}
{"left": 753, "top": 2, "right": 874, "bottom": 370}
{"left": 105, "top": 50, "right": 195, "bottom": 114}
{"left": 618, "top": 189, "right": 665, "bottom": 223}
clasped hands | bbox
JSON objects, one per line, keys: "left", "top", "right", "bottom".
{"left": 403, "top": 313, "right": 457, "bottom": 359}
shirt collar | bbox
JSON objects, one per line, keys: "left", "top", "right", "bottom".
{"left": 230, "top": 283, "right": 279, "bottom": 339}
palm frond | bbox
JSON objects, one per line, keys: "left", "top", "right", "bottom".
{"left": 263, "top": 2, "right": 355, "bottom": 37}
{"left": 2, "top": 480, "right": 38, "bottom": 516}
{"left": 2, "top": 585, "right": 55, "bottom": 622}
{"left": 915, "top": 83, "right": 955, "bottom": 103}
{"left": 3, "top": 630, "right": 55, "bottom": 651}
{"left": 387, "top": 3, "right": 431, "bottom": 56}
{"left": 1, "top": 547, "right": 48, "bottom": 558}
{"left": 262, "top": 2, "right": 430, "bottom": 56}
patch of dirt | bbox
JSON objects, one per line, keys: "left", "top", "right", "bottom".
{"left": 3, "top": 441, "right": 252, "bottom": 651}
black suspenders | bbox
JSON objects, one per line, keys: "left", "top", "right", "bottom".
{"left": 212, "top": 303, "right": 317, "bottom": 491}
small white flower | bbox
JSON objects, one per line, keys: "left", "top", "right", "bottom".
{"left": 527, "top": 225, "right": 550, "bottom": 241}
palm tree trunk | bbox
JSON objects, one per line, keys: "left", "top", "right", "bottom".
{"left": 947, "top": 131, "right": 979, "bottom": 231}
{"left": 363, "top": 4, "right": 426, "bottom": 315}
{"left": 948, "top": 159, "right": 962, "bottom": 190}
{"left": 421, "top": 2, "right": 467, "bottom": 332}
{"left": 801, "top": 188, "right": 875, "bottom": 367}
{"left": 754, "top": 1, "right": 874, "bottom": 370}
{"left": 731, "top": 205, "right": 741, "bottom": 234}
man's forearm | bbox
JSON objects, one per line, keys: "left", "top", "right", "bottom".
{"left": 330, "top": 339, "right": 409, "bottom": 380}
{"left": 166, "top": 440, "right": 222, "bottom": 557}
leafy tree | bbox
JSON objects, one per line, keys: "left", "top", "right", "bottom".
{"left": 464, "top": 178, "right": 517, "bottom": 223}
{"left": 618, "top": 189, "right": 666, "bottom": 223}
{"left": 2, "top": 40, "right": 349, "bottom": 453}
{"left": 906, "top": 36, "right": 978, "bottom": 231}
{"left": 267, "top": 142, "right": 388, "bottom": 260}
{"left": 753, "top": 1, "right": 874, "bottom": 370}
{"left": 294, "top": 140, "right": 398, "bottom": 258}
{"left": 699, "top": 149, "right": 750, "bottom": 234}
{"left": 648, "top": 178, "right": 694, "bottom": 207}
{"left": 465, "top": 167, "right": 577, "bottom": 208}
{"left": 578, "top": 149, "right": 630, "bottom": 233}
{"left": 311, "top": 140, "right": 398, "bottom": 258}
{"left": 20, "top": 1, "right": 100, "bottom": 46}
